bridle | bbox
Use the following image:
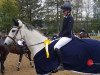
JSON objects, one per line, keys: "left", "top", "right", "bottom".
{"left": 13, "top": 26, "right": 22, "bottom": 39}
{"left": 7, "top": 26, "right": 44, "bottom": 47}
{"left": 7, "top": 26, "right": 22, "bottom": 44}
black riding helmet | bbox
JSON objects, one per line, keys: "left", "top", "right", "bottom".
{"left": 80, "top": 28, "right": 85, "bottom": 32}
{"left": 81, "top": 28, "right": 85, "bottom": 31}
{"left": 61, "top": 1, "right": 72, "bottom": 11}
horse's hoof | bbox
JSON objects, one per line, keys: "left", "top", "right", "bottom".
{"left": 57, "top": 65, "right": 64, "bottom": 71}
{"left": 1, "top": 73, "right": 5, "bottom": 75}
{"left": 0, "top": 73, "right": 5, "bottom": 75}
{"left": 30, "top": 62, "right": 34, "bottom": 68}
{"left": 16, "top": 64, "right": 20, "bottom": 71}
{"left": 31, "top": 65, "right": 34, "bottom": 68}
{"left": 1, "top": 71, "right": 5, "bottom": 75}
{"left": 17, "top": 68, "right": 20, "bottom": 71}
{"left": 51, "top": 69, "right": 58, "bottom": 73}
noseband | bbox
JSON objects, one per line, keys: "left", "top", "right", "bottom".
{"left": 7, "top": 26, "right": 47, "bottom": 47}
{"left": 7, "top": 26, "right": 22, "bottom": 44}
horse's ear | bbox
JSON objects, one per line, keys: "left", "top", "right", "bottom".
{"left": 12, "top": 18, "right": 19, "bottom": 27}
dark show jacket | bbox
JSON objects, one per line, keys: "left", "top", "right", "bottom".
{"left": 59, "top": 15, "right": 74, "bottom": 38}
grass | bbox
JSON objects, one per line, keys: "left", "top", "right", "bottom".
{"left": 90, "top": 36, "right": 100, "bottom": 40}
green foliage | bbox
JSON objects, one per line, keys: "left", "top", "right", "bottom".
{"left": 44, "top": 20, "right": 58, "bottom": 36}
{"left": 0, "top": 0, "right": 19, "bottom": 33}
{"left": 32, "top": 19, "right": 43, "bottom": 27}
{"left": 91, "top": 19, "right": 100, "bottom": 32}
{"left": 42, "top": 0, "right": 64, "bottom": 35}
{"left": 17, "top": 0, "right": 42, "bottom": 23}
{"left": 0, "top": 0, "right": 100, "bottom": 35}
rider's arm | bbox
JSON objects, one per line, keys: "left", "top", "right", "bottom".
{"left": 59, "top": 16, "right": 74, "bottom": 37}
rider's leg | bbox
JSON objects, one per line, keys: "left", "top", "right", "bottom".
{"left": 54, "top": 37, "right": 72, "bottom": 69}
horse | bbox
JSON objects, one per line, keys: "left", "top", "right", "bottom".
{"left": 7, "top": 40, "right": 34, "bottom": 71}
{"left": 78, "top": 31, "right": 90, "bottom": 39}
{"left": 0, "top": 38, "right": 9, "bottom": 74}
{"left": 4, "top": 19, "right": 100, "bottom": 75}
{"left": 1, "top": 37, "right": 34, "bottom": 71}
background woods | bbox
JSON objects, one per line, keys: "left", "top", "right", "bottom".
{"left": 0, "top": 0, "right": 100, "bottom": 36}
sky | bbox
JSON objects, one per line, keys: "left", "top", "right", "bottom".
{"left": 82, "top": 0, "right": 94, "bottom": 17}
{"left": 41, "top": 0, "right": 94, "bottom": 17}
{"left": 41, "top": 0, "right": 45, "bottom": 6}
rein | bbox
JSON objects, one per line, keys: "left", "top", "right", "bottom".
{"left": 7, "top": 35, "right": 44, "bottom": 47}
{"left": 7, "top": 36, "right": 16, "bottom": 44}
{"left": 28, "top": 42, "right": 44, "bottom": 47}
{"left": 6, "top": 25, "right": 51, "bottom": 58}
{"left": 7, "top": 26, "right": 23, "bottom": 45}
{"left": 13, "top": 26, "right": 22, "bottom": 39}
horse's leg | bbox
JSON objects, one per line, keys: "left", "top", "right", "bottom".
{"left": 27, "top": 51, "right": 34, "bottom": 68}
{"left": 0, "top": 54, "right": 3, "bottom": 74}
{"left": 16, "top": 54, "right": 23, "bottom": 71}
{"left": 0, "top": 49, "right": 9, "bottom": 75}
{"left": 1, "top": 61, "right": 5, "bottom": 75}
{"left": 0, "top": 53, "right": 5, "bottom": 75}
{"left": 0, "top": 53, "right": 1, "bottom": 73}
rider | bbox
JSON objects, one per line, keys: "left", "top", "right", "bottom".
{"left": 54, "top": 1, "right": 74, "bottom": 69}
{"left": 80, "top": 28, "right": 86, "bottom": 33}
{"left": 80, "top": 28, "right": 90, "bottom": 38}
{"left": 52, "top": 34, "right": 58, "bottom": 40}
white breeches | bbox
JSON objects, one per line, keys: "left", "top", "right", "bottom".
{"left": 54, "top": 37, "right": 72, "bottom": 49}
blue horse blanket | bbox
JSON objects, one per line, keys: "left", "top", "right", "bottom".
{"left": 34, "top": 38, "right": 100, "bottom": 74}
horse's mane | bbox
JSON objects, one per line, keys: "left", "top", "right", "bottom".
{"left": 22, "top": 21, "right": 46, "bottom": 37}
{"left": 22, "top": 21, "right": 35, "bottom": 31}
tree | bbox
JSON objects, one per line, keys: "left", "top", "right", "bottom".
{"left": 17, "top": 0, "right": 42, "bottom": 23}
{"left": 0, "top": 0, "right": 19, "bottom": 33}
{"left": 90, "top": 0, "right": 100, "bottom": 32}
{"left": 41, "top": 0, "right": 65, "bottom": 35}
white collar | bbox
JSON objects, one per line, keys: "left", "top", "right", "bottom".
{"left": 64, "top": 16, "right": 67, "bottom": 18}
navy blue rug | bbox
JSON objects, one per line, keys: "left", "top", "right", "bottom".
{"left": 34, "top": 38, "right": 100, "bottom": 74}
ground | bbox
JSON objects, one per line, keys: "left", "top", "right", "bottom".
{"left": 4, "top": 53, "right": 90, "bottom": 75}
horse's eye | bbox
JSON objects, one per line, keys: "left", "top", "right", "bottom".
{"left": 12, "top": 30, "right": 16, "bottom": 33}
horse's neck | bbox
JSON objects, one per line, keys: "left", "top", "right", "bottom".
{"left": 23, "top": 28, "right": 47, "bottom": 56}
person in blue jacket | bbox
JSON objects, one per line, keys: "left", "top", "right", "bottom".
{"left": 54, "top": 1, "right": 74, "bottom": 70}
{"left": 80, "top": 28, "right": 86, "bottom": 33}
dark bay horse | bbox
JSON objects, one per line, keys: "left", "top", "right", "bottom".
{"left": 8, "top": 42, "right": 34, "bottom": 71}
{"left": 78, "top": 31, "right": 90, "bottom": 39}
{"left": 0, "top": 38, "right": 9, "bottom": 74}
{"left": 0, "top": 37, "right": 33, "bottom": 74}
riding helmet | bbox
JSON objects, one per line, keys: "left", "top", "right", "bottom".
{"left": 61, "top": 1, "right": 72, "bottom": 11}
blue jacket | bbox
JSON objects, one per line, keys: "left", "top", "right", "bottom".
{"left": 59, "top": 15, "right": 74, "bottom": 38}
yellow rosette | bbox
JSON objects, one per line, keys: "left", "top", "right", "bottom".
{"left": 44, "top": 39, "right": 51, "bottom": 58}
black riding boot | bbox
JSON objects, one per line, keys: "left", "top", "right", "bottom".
{"left": 55, "top": 48, "right": 64, "bottom": 70}
{"left": 52, "top": 48, "right": 64, "bottom": 73}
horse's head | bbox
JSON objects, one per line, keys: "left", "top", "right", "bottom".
{"left": 4, "top": 19, "right": 25, "bottom": 45}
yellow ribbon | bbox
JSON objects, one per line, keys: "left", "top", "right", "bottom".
{"left": 44, "top": 39, "right": 51, "bottom": 58}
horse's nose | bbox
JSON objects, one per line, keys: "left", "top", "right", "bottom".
{"left": 4, "top": 43, "right": 7, "bottom": 45}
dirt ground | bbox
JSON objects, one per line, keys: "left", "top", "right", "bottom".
{"left": 4, "top": 53, "right": 89, "bottom": 75}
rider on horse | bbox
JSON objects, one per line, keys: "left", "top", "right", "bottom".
{"left": 54, "top": 1, "right": 74, "bottom": 70}
{"left": 80, "top": 28, "right": 86, "bottom": 33}
{"left": 79, "top": 28, "right": 90, "bottom": 38}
